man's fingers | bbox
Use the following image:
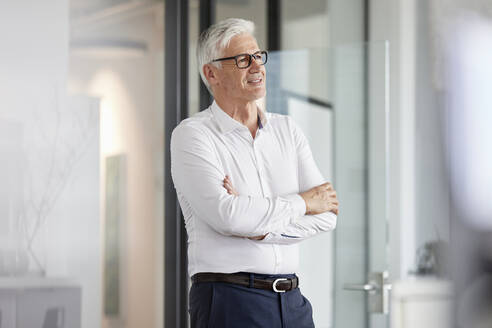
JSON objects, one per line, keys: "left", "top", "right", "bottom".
{"left": 224, "top": 186, "right": 236, "bottom": 195}
{"left": 223, "top": 179, "right": 233, "bottom": 191}
{"left": 223, "top": 177, "right": 239, "bottom": 196}
{"left": 223, "top": 182, "right": 233, "bottom": 191}
{"left": 223, "top": 176, "right": 233, "bottom": 187}
{"left": 320, "top": 182, "right": 334, "bottom": 191}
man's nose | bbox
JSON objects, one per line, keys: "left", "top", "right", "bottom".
{"left": 249, "top": 57, "right": 263, "bottom": 71}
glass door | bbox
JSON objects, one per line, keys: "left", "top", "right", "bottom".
{"left": 265, "top": 40, "right": 390, "bottom": 328}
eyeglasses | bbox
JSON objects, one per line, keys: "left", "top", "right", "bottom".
{"left": 211, "top": 50, "right": 268, "bottom": 69}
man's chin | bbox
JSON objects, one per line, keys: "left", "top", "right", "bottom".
{"left": 248, "top": 88, "right": 266, "bottom": 101}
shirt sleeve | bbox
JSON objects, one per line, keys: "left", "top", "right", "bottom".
{"left": 257, "top": 116, "right": 337, "bottom": 245}
{"left": 170, "top": 123, "right": 306, "bottom": 238}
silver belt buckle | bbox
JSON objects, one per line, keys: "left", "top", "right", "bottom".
{"left": 272, "top": 278, "right": 288, "bottom": 293}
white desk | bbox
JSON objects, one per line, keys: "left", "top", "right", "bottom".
{"left": 0, "top": 278, "right": 81, "bottom": 328}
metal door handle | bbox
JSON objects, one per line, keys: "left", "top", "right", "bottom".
{"left": 343, "top": 283, "right": 377, "bottom": 291}
{"left": 342, "top": 271, "right": 391, "bottom": 314}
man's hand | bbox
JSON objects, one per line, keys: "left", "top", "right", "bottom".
{"left": 223, "top": 175, "right": 239, "bottom": 196}
{"left": 223, "top": 175, "right": 266, "bottom": 240}
{"left": 299, "top": 182, "right": 339, "bottom": 215}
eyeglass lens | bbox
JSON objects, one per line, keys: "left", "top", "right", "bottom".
{"left": 236, "top": 52, "right": 267, "bottom": 68}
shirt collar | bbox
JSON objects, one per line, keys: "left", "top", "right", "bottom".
{"left": 211, "top": 100, "right": 269, "bottom": 134}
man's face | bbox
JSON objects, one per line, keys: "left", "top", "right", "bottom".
{"left": 211, "top": 33, "right": 266, "bottom": 103}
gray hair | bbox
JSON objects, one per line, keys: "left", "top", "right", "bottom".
{"left": 197, "top": 18, "right": 256, "bottom": 94}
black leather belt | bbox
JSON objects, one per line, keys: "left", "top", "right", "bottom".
{"left": 191, "top": 272, "right": 299, "bottom": 293}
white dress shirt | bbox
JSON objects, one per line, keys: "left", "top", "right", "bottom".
{"left": 171, "top": 101, "right": 337, "bottom": 277}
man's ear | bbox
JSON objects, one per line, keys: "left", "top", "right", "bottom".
{"left": 203, "top": 64, "right": 219, "bottom": 88}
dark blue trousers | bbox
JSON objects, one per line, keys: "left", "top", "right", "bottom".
{"left": 189, "top": 273, "right": 315, "bottom": 328}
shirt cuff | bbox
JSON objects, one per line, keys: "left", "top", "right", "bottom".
{"left": 283, "top": 193, "right": 306, "bottom": 219}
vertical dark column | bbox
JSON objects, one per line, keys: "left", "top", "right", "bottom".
{"left": 164, "top": 0, "right": 189, "bottom": 327}
{"left": 267, "top": 0, "right": 281, "bottom": 51}
{"left": 266, "top": 0, "right": 287, "bottom": 115}
{"left": 199, "top": 0, "right": 215, "bottom": 111}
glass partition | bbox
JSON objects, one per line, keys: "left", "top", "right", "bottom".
{"left": 68, "top": 2, "right": 165, "bottom": 327}
{"left": 0, "top": 2, "right": 165, "bottom": 328}
{"left": 265, "top": 40, "right": 390, "bottom": 328}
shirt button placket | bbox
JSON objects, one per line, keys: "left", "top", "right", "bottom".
{"left": 253, "top": 139, "right": 267, "bottom": 196}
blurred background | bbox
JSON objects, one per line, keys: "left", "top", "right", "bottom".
{"left": 0, "top": 0, "right": 491, "bottom": 327}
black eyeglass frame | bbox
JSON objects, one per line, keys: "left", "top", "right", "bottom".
{"left": 211, "top": 50, "right": 268, "bottom": 69}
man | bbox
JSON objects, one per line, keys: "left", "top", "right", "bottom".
{"left": 171, "top": 18, "right": 339, "bottom": 328}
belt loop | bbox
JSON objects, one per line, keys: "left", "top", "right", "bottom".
{"left": 249, "top": 273, "right": 254, "bottom": 288}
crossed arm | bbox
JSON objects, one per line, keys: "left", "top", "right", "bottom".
{"left": 223, "top": 175, "right": 339, "bottom": 243}
{"left": 171, "top": 117, "right": 339, "bottom": 245}
{"left": 172, "top": 124, "right": 307, "bottom": 238}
